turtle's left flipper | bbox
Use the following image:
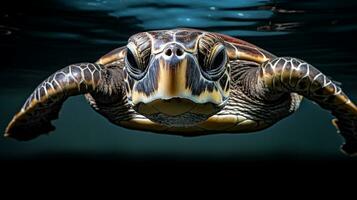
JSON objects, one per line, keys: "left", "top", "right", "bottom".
{"left": 259, "top": 57, "right": 357, "bottom": 156}
{"left": 5, "top": 63, "right": 108, "bottom": 141}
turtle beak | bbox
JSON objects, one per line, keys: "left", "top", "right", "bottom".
{"left": 156, "top": 44, "right": 189, "bottom": 97}
{"left": 130, "top": 44, "right": 195, "bottom": 105}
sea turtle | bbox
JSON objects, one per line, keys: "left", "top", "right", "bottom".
{"left": 4, "top": 28, "right": 357, "bottom": 155}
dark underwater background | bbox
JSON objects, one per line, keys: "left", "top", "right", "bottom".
{"left": 1, "top": 0, "right": 357, "bottom": 180}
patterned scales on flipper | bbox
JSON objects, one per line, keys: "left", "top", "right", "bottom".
{"left": 259, "top": 57, "right": 357, "bottom": 155}
{"left": 5, "top": 63, "right": 107, "bottom": 140}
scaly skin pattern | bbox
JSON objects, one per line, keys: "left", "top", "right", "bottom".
{"left": 259, "top": 57, "right": 357, "bottom": 155}
{"left": 5, "top": 63, "right": 108, "bottom": 140}
{"left": 96, "top": 59, "right": 302, "bottom": 135}
{"left": 4, "top": 29, "right": 357, "bottom": 155}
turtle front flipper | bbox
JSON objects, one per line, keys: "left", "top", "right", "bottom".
{"left": 5, "top": 63, "right": 110, "bottom": 140}
{"left": 258, "top": 57, "right": 357, "bottom": 156}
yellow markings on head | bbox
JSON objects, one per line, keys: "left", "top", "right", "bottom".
{"left": 194, "top": 87, "right": 223, "bottom": 105}
{"left": 157, "top": 59, "right": 188, "bottom": 96}
{"left": 130, "top": 58, "right": 190, "bottom": 104}
{"left": 131, "top": 55, "right": 225, "bottom": 106}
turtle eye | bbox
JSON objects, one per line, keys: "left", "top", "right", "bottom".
{"left": 126, "top": 48, "right": 139, "bottom": 69}
{"left": 209, "top": 45, "right": 226, "bottom": 72}
{"left": 202, "top": 44, "right": 227, "bottom": 80}
{"left": 125, "top": 46, "right": 147, "bottom": 79}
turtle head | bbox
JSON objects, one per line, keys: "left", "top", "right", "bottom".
{"left": 124, "top": 29, "right": 231, "bottom": 126}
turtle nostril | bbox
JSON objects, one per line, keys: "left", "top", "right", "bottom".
{"left": 165, "top": 49, "right": 172, "bottom": 56}
{"left": 176, "top": 48, "right": 183, "bottom": 56}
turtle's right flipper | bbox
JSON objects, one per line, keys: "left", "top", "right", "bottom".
{"left": 5, "top": 63, "right": 105, "bottom": 140}
{"left": 259, "top": 57, "right": 357, "bottom": 156}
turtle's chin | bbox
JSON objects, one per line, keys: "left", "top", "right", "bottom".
{"left": 133, "top": 97, "right": 223, "bottom": 127}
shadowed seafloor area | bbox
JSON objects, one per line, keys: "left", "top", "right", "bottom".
{"left": 1, "top": 0, "right": 357, "bottom": 176}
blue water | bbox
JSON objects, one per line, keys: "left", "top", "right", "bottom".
{"left": 1, "top": 0, "right": 357, "bottom": 161}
